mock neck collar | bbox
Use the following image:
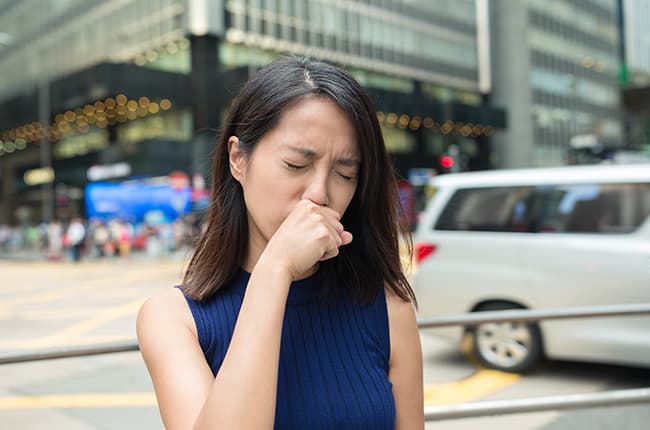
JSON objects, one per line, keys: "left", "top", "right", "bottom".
{"left": 231, "top": 268, "right": 323, "bottom": 305}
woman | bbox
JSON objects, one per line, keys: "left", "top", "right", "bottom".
{"left": 137, "top": 57, "right": 423, "bottom": 429}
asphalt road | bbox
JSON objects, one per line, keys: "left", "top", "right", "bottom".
{"left": 0, "top": 257, "right": 648, "bottom": 429}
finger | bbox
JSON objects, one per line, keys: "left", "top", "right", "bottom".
{"left": 324, "top": 216, "right": 344, "bottom": 234}
{"left": 316, "top": 210, "right": 348, "bottom": 247}
{"left": 299, "top": 200, "right": 341, "bottom": 229}
{"left": 316, "top": 209, "right": 344, "bottom": 233}
{"left": 322, "top": 221, "right": 343, "bottom": 248}
{"left": 340, "top": 231, "right": 353, "bottom": 246}
{"left": 319, "top": 244, "right": 340, "bottom": 261}
{"left": 315, "top": 204, "right": 342, "bottom": 221}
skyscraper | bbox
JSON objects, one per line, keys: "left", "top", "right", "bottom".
{"left": 490, "top": 0, "right": 622, "bottom": 167}
{"left": 620, "top": 0, "right": 650, "bottom": 158}
{"left": 621, "top": 0, "right": 650, "bottom": 85}
{"left": 0, "top": 0, "right": 505, "bottom": 224}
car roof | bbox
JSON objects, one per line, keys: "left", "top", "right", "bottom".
{"left": 430, "top": 164, "right": 650, "bottom": 188}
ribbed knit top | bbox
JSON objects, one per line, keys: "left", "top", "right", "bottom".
{"left": 177, "top": 268, "right": 395, "bottom": 429}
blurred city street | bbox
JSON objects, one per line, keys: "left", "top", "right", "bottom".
{"left": 1, "top": 0, "right": 650, "bottom": 427}
{"left": 0, "top": 257, "right": 183, "bottom": 429}
{"left": 0, "top": 257, "right": 648, "bottom": 429}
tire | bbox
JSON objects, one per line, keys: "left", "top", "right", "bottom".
{"left": 469, "top": 301, "right": 544, "bottom": 373}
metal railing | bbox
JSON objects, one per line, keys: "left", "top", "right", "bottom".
{"left": 418, "top": 302, "right": 650, "bottom": 420}
{"left": 418, "top": 302, "right": 650, "bottom": 328}
{"left": 1, "top": 303, "right": 649, "bottom": 421}
{"left": 424, "top": 388, "right": 650, "bottom": 420}
{"left": 0, "top": 340, "right": 138, "bottom": 365}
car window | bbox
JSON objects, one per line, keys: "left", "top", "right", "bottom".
{"left": 434, "top": 186, "right": 537, "bottom": 232}
{"left": 538, "top": 183, "right": 650, "bottom": 234}
{"left": 434, "top": 182, "right": 650, "bottom": 234}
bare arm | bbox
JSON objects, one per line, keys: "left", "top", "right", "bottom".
{"left": 137, "top": 200, "right": 350, "bottom": 429}
{"left": 386, "top": 291, "right": 424, "bottom": 429}
{"left": 137, "top": 260, "right": 292, "bottom": 429}
{"left": 192, "top": 259, "right": 292, "bottom": 428}
{"left": 137, "top": 289, "right": 214, "bottom": 429}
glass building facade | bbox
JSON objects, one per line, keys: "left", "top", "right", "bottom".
{"left": 0, "top": 0, "right": 505, "bottom": 224}
{"left": 0, "top": 0, "right": 191, "bottom": 101}
{"left": 222, "top": 0, "right": 480, "bottom": 89}
{"left": 621, "top": 0, "right": 650, "bottom": 84}
{"left": 491, "top": 0, "right": 622, "bottom": 167}
{"left": 620, "top": 0, "right": 650, "bottom": 158}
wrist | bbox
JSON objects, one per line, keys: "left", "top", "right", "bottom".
{"left": 253, "top": 251, "right": 293, "bottom": 284}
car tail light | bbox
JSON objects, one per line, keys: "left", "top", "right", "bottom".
{"left": 415, "top": 242, "right": 437, "bottom": 264}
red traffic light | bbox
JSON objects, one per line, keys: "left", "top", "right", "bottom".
{"left": 440, "top": 155, "right": 454, "bottom": 169}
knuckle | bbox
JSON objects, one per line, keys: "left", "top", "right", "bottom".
{"left": 316, "top": 226, "right": 330, "bottom": 240}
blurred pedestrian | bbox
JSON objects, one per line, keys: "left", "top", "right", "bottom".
{"left": 66, "top": 217, "right": 85, "bottom": 262}
{"left": 117, "top": 220, "right": 133, "bottom": 258}
{"left": 46, "top": 220, "right": 63, "bottom": 260}
{"left": 144, "top": 222, "right": 161, "bottom": 258}
{"left": 0, "top": 224, "right": 10, "bottom": 252}
{"left": 137, "top": 57, "right": 423, "bottom": 429}
{"left": 107, "top": 219, "right": 122, "bottom": 257}
{"left": 92, "top": 221, "right": 110, "bottom": 258}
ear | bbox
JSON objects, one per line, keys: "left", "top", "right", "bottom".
{"left": 228, "top": 136, "right": 247, "bottom": 184}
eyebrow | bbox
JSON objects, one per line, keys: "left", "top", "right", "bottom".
{"left": 286, "top": 145, "right": 360, "bottom": 166}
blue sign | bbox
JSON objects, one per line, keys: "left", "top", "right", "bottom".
{"left": 85, "top": 181, "right": 192, "bottom": 223}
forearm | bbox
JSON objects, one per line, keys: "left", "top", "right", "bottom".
{"left": 194, "top": 258, "right": 291, "bottom": 429}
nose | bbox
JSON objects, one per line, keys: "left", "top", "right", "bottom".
{"left": 302, "top": 173, "right": 329, "bottom": 206}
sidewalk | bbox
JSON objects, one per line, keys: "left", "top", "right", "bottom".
{"left": 0, "top": 249, "right": 44, "bottom": 262}
{"left": 0, "top": 248, "right": 190, "bottom": 264}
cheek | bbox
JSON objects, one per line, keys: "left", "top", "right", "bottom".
{"left": 331, "top": 184, "right": 358, "bottom": 215}
{"left": 243, "top": 171, "right": 302, "bottom": 236}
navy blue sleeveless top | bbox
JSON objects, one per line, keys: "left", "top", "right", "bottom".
{"left": 178, "top": 269, "right": 395, "bottom": 429}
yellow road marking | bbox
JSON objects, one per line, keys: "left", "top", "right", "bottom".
{"left": 0, "top": 393, "right": 157, "bottom": 409}
{"left": 11, "top": 307, "right": 122, "bottom": 321}
{"left": 0, "top": 306, "right": 129, "bottom": 321}
{"left": 0, "top": 298, "right": 145, "bottom": 350}
{"left": 423, "top": 368, "right": 521, "bottom": 406}
{"left": 0, "top": 370, "right": 518, "bottom": 410}
{"left": 0, "top": 291, "right": 68, "bottom": 309}
{"left": 38, "top": 297, "right": 146, "bottom": 344}
{"left": 0, "top": 334, "right": 135, "bottom": 350}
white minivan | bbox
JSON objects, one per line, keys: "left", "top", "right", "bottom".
{"left": 413, "top": 164, "right": 650, "bottom": 372}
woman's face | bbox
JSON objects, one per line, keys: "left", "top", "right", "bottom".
{"left": 229, "top": 96, "right": 360, "bottom": 264}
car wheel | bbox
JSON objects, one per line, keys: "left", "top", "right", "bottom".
{"left": 470, "top": 302, "right": 544, "bottom": 373}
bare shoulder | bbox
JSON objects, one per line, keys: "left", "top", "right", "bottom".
{"left": 384, "top": 286, "right": 420, "bottom": 365}
{"left": 385, "top": 286, "right": 424, "bottom": 428}
{"left": 136, "top": 287, "right": 196, "bottom": 345}
{"left": 384, "top": 287, "right": 417, "bottom": 328}
{"left": 136, "top": 288, "right": 214, "bottom": 429}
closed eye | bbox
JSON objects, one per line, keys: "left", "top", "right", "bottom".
{"left": 337, "top": 172, "right": 355, "bottom": 181}
{"left": 286, "top": 162, "right": 307, "bottom": 170}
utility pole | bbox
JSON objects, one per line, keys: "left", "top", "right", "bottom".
{"left": 38, "top": 74, "right": 53, "bottom": 222}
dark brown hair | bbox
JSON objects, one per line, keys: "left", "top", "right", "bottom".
{"left": 183, "top": 56, "right": 415, "bottom": 306}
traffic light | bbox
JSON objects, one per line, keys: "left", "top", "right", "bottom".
{"left": 440, "top": 155, "right": 454, "bottom": 169}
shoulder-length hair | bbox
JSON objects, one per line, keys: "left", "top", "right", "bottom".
{"left": 183, "top": 56, "right": 415, "bottom": 306}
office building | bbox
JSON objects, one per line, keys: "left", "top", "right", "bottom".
{"left": 0, "top": 0, "right": 505, "bottom": 224}
{"left": 490, "top": 0, "right": 622, "bottom": 167}
{"left": 620, "top": 0, "right": 650, "bottom": 158}
{"left": 621, "top": 0, "right": 650, "bottom": 85}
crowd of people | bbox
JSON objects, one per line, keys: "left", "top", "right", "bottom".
{"left": 0, "top": 214, "right": 201, "bottom": 262}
